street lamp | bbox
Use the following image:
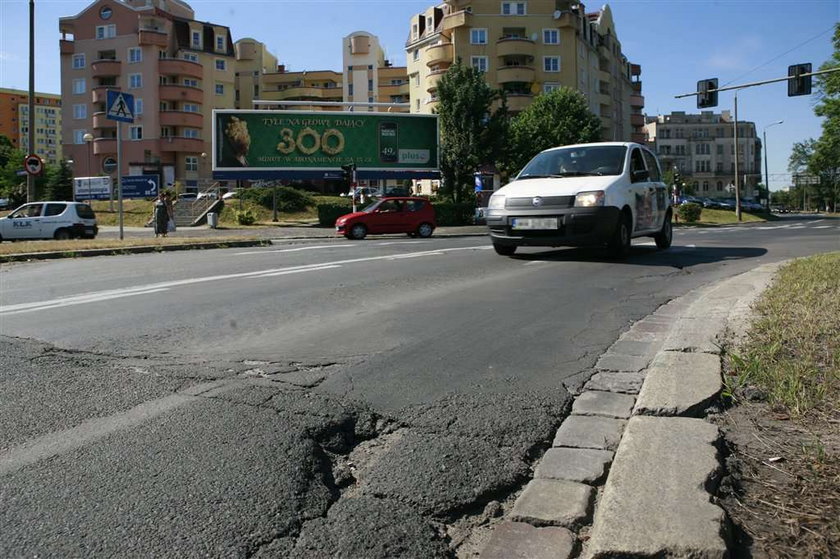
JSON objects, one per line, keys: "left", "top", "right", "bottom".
{"left": 762, "top": 120, "right": 783, "bottom": 211}
{"left": 83, "top": 132, "right": 94, "bottom": 203}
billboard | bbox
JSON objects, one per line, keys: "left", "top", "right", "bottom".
{"left": 212, "top": 110, "right": 439, "bottom": 180}
{"left": 74, "top": 177, "right": 112, "bottom": 200}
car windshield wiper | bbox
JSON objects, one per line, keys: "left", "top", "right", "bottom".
{"left": 554, "top": 171, "right": 604, "bottom": 177}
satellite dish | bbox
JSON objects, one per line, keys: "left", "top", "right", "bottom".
{"left": 553, "top": 10, "right": 563, "bottom": 19}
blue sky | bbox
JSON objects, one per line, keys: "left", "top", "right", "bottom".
{"left": 0, "top": 0, "right": 837, "bottom": 190}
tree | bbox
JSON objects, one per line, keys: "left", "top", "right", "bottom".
{"left": 45, "top": 159, "right": 74, "bottom": 201}
{"left": 435, "top": 60, "right": 506, "bottom": 203}
{"left": 505, "top": 87, "right": 602, "bottom": 176}
{"left": 809, "top": 23, "right": 840, "bottom": 211}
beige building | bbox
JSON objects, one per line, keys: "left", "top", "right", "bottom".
{"left": 59, "top": 0, "right": 235, "bottom": 189}
{"left": 644, "top": 111, "right": 763, "bottom": 199}
{"left": 0, "top": 88, "right": 63, "bottom": 166}
{"left": 406, "top": 0, "right": 644, "bottom": 142}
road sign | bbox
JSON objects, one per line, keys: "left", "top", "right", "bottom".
{"left": 102, "top": 156, "right": 117, "bottom": 174}
{"left": 16, "top": 169, "right": 27, "bottom": 176}
{"left": 106, "top": 90, "right": 134, "bottom": 123}
{"left": 24, "top": 154, "right": 43, "bottom": 175}
{"left": 121, "top": 175, "right": 159, "bottom": 198}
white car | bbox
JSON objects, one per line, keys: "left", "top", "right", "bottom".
{"left": 487, "top": 142, "right": 672, "bottom": 257}
{"left": 0, "top": 201, "right": 98, "bottom": 241}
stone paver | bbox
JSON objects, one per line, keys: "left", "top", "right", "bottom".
{"left": 587, "top": 416, "right": 727, "bottom": 559}
{"left": 552, "top": 415, "right": 626, "bottom": 451}
{"left": 571, "top": 391, "right": 635, "bottom": 419}
{"left": 510, "top": 479, "right": 594, "bottom": 528}
{"left": 534, "top": 447, "right": 613, "bottom": 484}
{"left": 594, "top": 353, "right": 650, "bottom": 373}
{"left": 479, "top": 521, "right": 575, "bottom": 559}
{"left": 662, "top": 316, "right": 726, "bottom": 354}
{"left": 634, "top": 351, "right": 721, "bottom": 417}
{"left": 605, "top": 339, "right": 656, "bottom": 357}
{"left": 583, "top": 372, "right": 645, "bottom": 394}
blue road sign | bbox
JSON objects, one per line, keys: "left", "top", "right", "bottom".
{"left": 121, "top": 175, "right": 159, "bottom": 198}
{"left": 106, "top": 90, "right": 135, "bottom": 123}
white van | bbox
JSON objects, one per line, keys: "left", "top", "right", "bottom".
{"left": 0, "top": 201, "right": 98, "bottom": 241}
{"left": 486, "top": 142, "right": 672, "bottom": 257}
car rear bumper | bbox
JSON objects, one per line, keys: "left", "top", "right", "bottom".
{"left": 70, "top": 224, "right": 98, "bottom": 238}
{"left": 487, "top": 206, "right": 620, "bottom": 247}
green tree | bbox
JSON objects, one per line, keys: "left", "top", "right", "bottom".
{"left": 810, "top": 23, "right": 840, "bottom": 211}
{"left": 505, "top": 87, "right": 602, "bottom": 176}
{"left": 45, "top": 159, "right": 74, "bottom": 200}
{"left": 435, "top": 59, "right": 506, "bottom": 203}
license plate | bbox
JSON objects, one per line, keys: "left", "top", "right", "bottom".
{"left": 511, "top": 217, "right": 558, "bottom": 230}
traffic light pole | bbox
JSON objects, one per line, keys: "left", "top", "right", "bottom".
{"left": 676, "top": 67, "right": 840, "bottom": 101}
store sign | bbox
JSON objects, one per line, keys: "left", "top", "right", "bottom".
{"left": 212, "top": 110, "right": 438, "bottom": 174}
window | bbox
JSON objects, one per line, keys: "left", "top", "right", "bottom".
{"left": 368, "top": 96, "right": 374, "bottom": 103}
{"left": 543, "top": 56, "right": 560, "bottom": 72}
{"left": 368, "top": 79, "right": 373, "bottom": 91}
{"left": 135, "top": 98, "right": 143, "bottom": 115}
{"left": 716, "top": 144, "right": 723, "bottom": 155}
{"left": 413, "top": 74, "right": 419, "bottom": 86}
{"left": 74, "top": 130, "right": 87, "bottom": 144}
{"left": 543, "top": 82, "right": 559, "bottom": 93}
{"left": 128, "top": 47, "right": 142, "bottom": 63}
{"left": 72, "top": 54, "right": 85, "bottom": 69}
{"left": 183, "top": 103, "right": 199, "bottom": 113}
{"left": 501, "top": 2, "right": 526, "bottom": 15}
{"left": 191, "top": 31, "right": 201, "bottom": 48}
{"left": 470, "top": 28, "right": 487, "bottom": 44}
{"left": 183, "top": 78, "right": 198, "bottom": 87}
{"left": 412, "top": 23, "right": 418, "bottom": 39}
{"left": 702, "top": 181, "right": 709, "bottom": 192}
{"left": 129, "top": 125, "right": 143, "bottom": 140}
{"left": 471, "top": 56, "right": 488, "bottom": 73}
{"left": 543, "top": 29, "right": 559, "bottom": 44}
{"left": 183, "top": 52, "right": 198, "bottom": 62}
{"left": 215, "top": 83, "right": 224, "bottom": 95}
{"left": 129, "top": 74, "right": 142, "bottom": 89}
{"left": 642, "top": 150, "right": 661, "bottom": 181}
{"left": 184, "top": 128, "right": 199, "bottom": 138}
{"left": 72, "top": 79, "right": 86, "bottom": 94}
{"left": 161, "top": 126, "right": 172, "bottom": 137}
{"left": 96, "top": 24, "right": 116, "bottom": 39}
{"left": 348, "top": 83, "right": 354, "bottom": 95}
{"left": 215, "top": 59, "right": 226, "bottom": 71}
{"left": 413, "top": 50, "right": 419, "bottom": 62}
{"left": 73, "top": 104, "right": 86, "bottom": 119}
{"left": 185, "top": 156, "right": 198, "bottom": 171}
{"left": 717, "top": 181, "right": 723, "bottom": 191}
{"left": 216, "top": 34, "right": 225, "bottom": 51}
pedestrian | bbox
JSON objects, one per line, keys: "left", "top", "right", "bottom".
{"left": 164, "top": 191, "right": 176, "bottom": 233}
{"left": 152, "top": 192, "right": 170, "bottom": 237}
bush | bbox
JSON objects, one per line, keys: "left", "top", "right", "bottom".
{"left": 431, "top": 202, "right": 475, "bottom": 226}
{"left": 239, "top": 186, "right": 314, "bottom": 213}
{"left": 677, "top": 202, "right": 702, "bottom": 223}
{"left": 235, "top": 209, "right": 256, "bottom": 225}
{"left": 317, "top": 201, "right": 353, "bottom": 227}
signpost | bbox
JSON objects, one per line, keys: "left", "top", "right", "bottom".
{"left": 121, "top": 175, "right": 159, "bottom": 198}
{"left": 105, "top": 90, "right": 134, "bottom": 239}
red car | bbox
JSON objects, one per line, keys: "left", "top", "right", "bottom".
{"left": 335, "top": 197, "right": 436, "bottom": 240}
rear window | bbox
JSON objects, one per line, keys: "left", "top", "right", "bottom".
{"left": 75, "top": 204, "right": 96, "bottom": 219}
{"left": 44, "top": 203, "right": 67, "bottom": 216}
{"left": 406, "top": 200, "right": 426, "bottom": 212}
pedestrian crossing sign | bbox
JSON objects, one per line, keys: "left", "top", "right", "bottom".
{"left": 106, "top": 90, "right": 135, "bottom": 123}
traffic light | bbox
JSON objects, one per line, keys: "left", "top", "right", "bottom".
{"left": 697, "top": 78, "right": 718, "bottom": 109}
{"left": 788, "top": 63, "right": 812, "bottom": 97}
{"left": 340, "top": 163, "right": 356, "bottom": 184}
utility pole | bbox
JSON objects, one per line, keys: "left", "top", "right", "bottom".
{"left": 733, "top": 92, "right": 740, "bottom": 221}
{"left": 27, "top": 0, "right": 35, "bottom": 202}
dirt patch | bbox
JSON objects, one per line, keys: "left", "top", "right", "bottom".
{"left": 715, "top": 402, "right": 840, "bottom": 557}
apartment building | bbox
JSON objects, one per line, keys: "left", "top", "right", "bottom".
{"left": 644, "top": 111, "right": 763, "bottom": 199}
{"left": 0, "top": 88, "right": 63, "bottom": 165}
{"left": 59, "top": 0, "right": 235, "bottom": 188}
{"left": 405, "top": 0, "right": 644, "bottom": 143}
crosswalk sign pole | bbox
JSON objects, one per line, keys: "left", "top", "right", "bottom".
{"left": 117, "top": 122, "right": 124, "bottom": 240}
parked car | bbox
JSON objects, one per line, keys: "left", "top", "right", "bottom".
{"left": 177, "top": 192, "right": 197, "bottom": 201}
{"left": 340, "top": 187, "right": 380, "bottom": 202}
{"left": 197, "top": 191, "right": 218, "bottom": 200}
{"left": 0, "top": 198, "right": 10, "bottom": 210}
{"left": 335, "top": 197, "right": 436, "bottom": 240}
{"left": 678, "top": 196, "right": 703, "bottom": 205}
{"left": 770, "top": 205, "right": 790, "bottom": 214}
{"left": 0, "top": 201, "right": 97, "bottom": 241}
{"left": 741, "top": 200, "right": 764, "bottom": 212}
{"left": 221, "top": 191, "right": 238, "bottom": 200}
{"left": 486, "top": 141, "right": 672, "bottom": 257}
{"left": 702, "top": 198, "right": 723, "bottom": 209}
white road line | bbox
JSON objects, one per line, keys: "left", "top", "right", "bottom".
{"left": 0, "top": 288, "right": 171, "bottom": 316}
{"left": 814, "top": 225, "right": 832, "bottom": 229}
{"left": 788, "top": 225, "right": 806, "bottom": 229}
{"left": 375, "top": 241, "right": 431, "bottom": 246}
{"left": 235, "top": 244, "right": 354, "bottom": 256}
{"left": 251, "top": 265, "right": 342, "bottom": 278}
{"left": 389, "top": 250, "right": 446, "bottom": 259}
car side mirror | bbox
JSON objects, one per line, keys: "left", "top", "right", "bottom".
{"left": 631, "top": 169, "right": 649, "bottom": 182}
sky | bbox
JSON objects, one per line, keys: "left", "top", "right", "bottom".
{"left": 0, "top": 0, "right": 837, "bottom": 191}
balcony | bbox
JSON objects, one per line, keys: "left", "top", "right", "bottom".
{"left": 426, "top": 42, "right": 453, "bottom": 67}
{"left": 159, "top": 84, "right": 203, "bottom": 103}
{"left": 159, "top": 58, "right": 203, "bottom": 79}
{"left": 442, "top": 10, "right": 472, "bottom": 31}
{"left": 630, "top": 64, "right": 642, "bottom": 77}
{"left": 60, "top": 39, "right": 75, "bottom": 55}
{"left": 274, "top": 87, "right": 327, "bottom": 100}
{"left": 631, "top": 80, "right": 642, "bottom": 93}
{"left": 598, "top": 93, "right": 612, "bottom": 106}
{"left": 378, "top": 84, "right": 410, "bottom": 97}
{"left": 554, "top": 11, "right": 577, "bottom": 28}
{"left": 93, "top": 137, "right": 116, "bottom": 156}
{"left": 91, "top": 59, "right": 121, "bottom": 78}
{"left": 92, "top": 112, "right": 117, "bottom": 130}
{"left": 159, "top": 136, "right": 204, "bottom": 153}
{"left": 630, "top": 113, "right": 645, "bottom": 127}
{"left": 496, "top": 65, "right": 535, "bottom": 84}
{"left": 629, "top": 94, "right": 644, "bottom": 108}
{"left": 496, "top": 37, "right": 535, "bottom": 58}
{"left": 506, "top": 93, "right": 534, "bottom": 112}
{"left": 426, "top": 70, "right": 446, "bottom": 93}
{"left": 92, "top": 86, "right": 119, "bottom": 104}
{"left": 138, "top": 29, "right": 167, "bottom": 47}
{"left": 160, "top": 110, "right": 203, "bottom": 128}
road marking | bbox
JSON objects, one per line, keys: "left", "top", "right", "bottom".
{"left": 375, "top": 241, "right": 431, "bottom": 246}
{"left": 251, "top": 265, "right": 342, "bottom": 278}
{"left": 813, "top": 225, "right": 832, "bottom": 229}
{"left": 388, "top": 250, "right": 446, "bottom": 259}
{"left": 0, "top": 288, "right": 170, "bottom": 316}
{"left": 788, "top": 225, "right": 806, "bottom": 229}
{"left": 234, "top": 244, "right": 354, "bottom": 256}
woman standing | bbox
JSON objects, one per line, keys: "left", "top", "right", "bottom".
{"left": 153, "top": 192, "right": 170, "bottom": 237}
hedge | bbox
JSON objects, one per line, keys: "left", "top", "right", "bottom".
{"left": 239, "top": 186, "right": 315, "bottom": 213}
{"left": 317, "top": 201, "right": 353, "bottom": 227}
{"left": 431, "top": 202, "right": 475, "bottom": 226}
{"left": 676, "top": 202, "right": 702, "bottom": 223}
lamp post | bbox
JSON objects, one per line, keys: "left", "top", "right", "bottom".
{"left": 83, "top": 132, "right": 94, "bottom": 203}
{"left": 762, "top": 120, "right": 783, "bottom": 211}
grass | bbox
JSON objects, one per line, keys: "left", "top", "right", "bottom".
{"left": 683, "top": 208, "right": 773, "bottom": 226}
{"left": 0, "top": 236, "right": 266, "bottom": 257}
{"left": 725, "top": 252, "right": 840, "bottom": 416}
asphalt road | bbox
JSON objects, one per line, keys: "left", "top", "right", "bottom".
{"left": 1, "top": 215, "right": 837, "bottom": 556}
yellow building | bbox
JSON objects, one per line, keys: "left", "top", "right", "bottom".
{"left": 0, "top": 88, "right": 63, "bottom": 166}
{"left": 406, "top": 0, "right": 644, "bottom": 142}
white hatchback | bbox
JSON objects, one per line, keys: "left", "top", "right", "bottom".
{"left": 0, "top": 201, "right": 98, "bottom": 241}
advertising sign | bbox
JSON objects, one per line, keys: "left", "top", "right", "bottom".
{"left": 74, "top": 176, "right": 112, "bottom": 200}
{"left": 213, "top": 110, "right": 439, "bottom": 179}
{"left": 121, "top": 174, "right": 159, "bottom": 198}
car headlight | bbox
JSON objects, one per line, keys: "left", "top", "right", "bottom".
{"left": 574, "top": 191, "right": 605, "bottom": 207}
{"left": 488, "top": 194, "right": 506, "bottom": 210}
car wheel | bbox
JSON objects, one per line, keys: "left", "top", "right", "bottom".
{"left": 349, "top": 223, "right": 367, "bottom": 240}
{"left": 493, "top": 243, "right": 516, "bottom": 256}
{"left": 654, "top": 210, "right": 673, "bottom": 250}
{"left": 416, "top": 223, "right": 434, "bottom": 238}
{"left": 54, "top": 229, "right": 71, "bottom": 241}
{"left": 608, "top": 211, "right": 632, "bottom": 258}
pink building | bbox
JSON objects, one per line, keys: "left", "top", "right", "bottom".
{"left": 59, "top": 0, "right": 236, "bottom": 189}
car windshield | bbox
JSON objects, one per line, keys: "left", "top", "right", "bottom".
{"left": 517, "top": 146, "right": 627, "bottom": 179}
{"left": 361, "top": 200, "right": 382, "bottom": 212}
{"left": 76, "top": 204, "right": 96, "bottom": 219}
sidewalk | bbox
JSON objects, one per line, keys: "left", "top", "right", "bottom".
{"left": 479, "top": 262, "right": 784, "bottom": 558}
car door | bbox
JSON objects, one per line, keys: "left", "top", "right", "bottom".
{"left": 642, "top": 149, "right": 668, "bottom": 230}
{"left": 3, "top": 203, "right": 44, "bottom": 239}
{"left": 629, "top": 148, "right": 655, "bottom": 233}
{"left": 368, "top": 199, "right": 404, "bottom": 233}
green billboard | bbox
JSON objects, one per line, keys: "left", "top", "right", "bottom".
{"left": 213, "top": 110, "right": 438, "bottom": 178}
